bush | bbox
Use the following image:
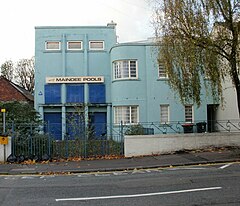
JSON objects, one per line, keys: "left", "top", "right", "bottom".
{"left": 125, "top": 124, "right": 145, "bottom": 135}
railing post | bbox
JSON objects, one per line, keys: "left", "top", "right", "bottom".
{"left": 11, "top": 121, "right": 15, "bottom": 157}
{"left": 120, "top": 121, "right": 124, "bottom": 155}
{"left": 65, "top": 133, "right": 69, "bottom": 159}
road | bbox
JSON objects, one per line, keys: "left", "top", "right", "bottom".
{"left": 0, "top": 162, "right": 239, "bottom": 206}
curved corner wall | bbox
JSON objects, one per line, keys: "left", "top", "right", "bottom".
{"left": 110, "top": 44, "right": 147, "bottom": 106}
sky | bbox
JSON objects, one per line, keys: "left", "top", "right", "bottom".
{"left": 0, "top": 0, "right": 154, "bottom": 66}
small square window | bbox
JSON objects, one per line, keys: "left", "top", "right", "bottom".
{"left": 158, "top": 64, "right": 168, "bottom": 79}
{"left": 89, "top": 41, "right": 104, "bottom": 50}
{"left": 45, "top": 41, "right": 61, "bottom": 50}
{"left": 67, "top": 41, "right": 82, "bottom": 50}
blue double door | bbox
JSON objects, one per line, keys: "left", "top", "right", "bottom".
{"left": 89, "top": 112, "right": 107, "bottom": 140}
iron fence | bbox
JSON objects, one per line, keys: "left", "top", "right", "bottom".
{"left": 1, "top": 119, "right": 240, "bottom": 162}
{"left": 2, "top": 122, "right": 124, "bottom": 162}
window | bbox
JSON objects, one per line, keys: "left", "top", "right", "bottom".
{"left": 89, "top": 84, "right": 105, "bottom": 103}
{"left": 114, "top": 106, "right": 138, "bottom": 124}
{"left": 45, "top": 41, "right": 61, "bottom": 50}
{"left": 160, "top": 105, "right": 169, "bottom": 123}
{"left": 67, "top": 41, "right": 82, "bottom": 50}
{"left": 45, "top": 84, "right": 61, "bottom": 104}
{"left": 158, "top": 63, "right": 168, "bottom": 79}
{"left": 89, "top": 41, "right": 104, "bottom": 50}
{"left": 185, "top": 105, "right": 193, "bottom": 123}
{"left": 113, "top": 60, "right": 137, "bottom": 80}
{"left": 66, "top": 84, "right": 84, "bottom": 103}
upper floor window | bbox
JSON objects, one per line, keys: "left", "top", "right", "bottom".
{"left": 66, "top": 84, "right": 84, "bottom": 103}
{"left": 114, "top": 106, "right": 138, "bottom": 124}
{"left": 113, "top": 60, "right": 138, "bottom": 80}
{"left": 160, "top": 104, "right": 169, "bottom": 123}
{"left": 89, "top": 84, "right": 106, "bottom": 104}
{"left": 185, "top": 105, "right": 193, "bottom": 123}
{"left": 45, "top": 41, "right": 61, "bottom": 50}
{"left": 67, "top": 41, "right": 82, "bottom": 50}
{"left": 89, "top": 41, "right": 104, "bottom": 50}
{"left": 45, "top": 84, "right": 61, "bottom": 104}
{"left": 158, "top": 63, "right": 168, "bottom": 79}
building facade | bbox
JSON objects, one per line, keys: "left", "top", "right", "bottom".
{"left": 35, "top": 22, "right": 215, "bottom": 140}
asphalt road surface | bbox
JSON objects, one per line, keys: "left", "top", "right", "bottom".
{"left": 0, "top": 162, "right": 239, "bottom": 206}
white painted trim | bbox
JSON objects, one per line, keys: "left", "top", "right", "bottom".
{"left": 45, "top": 41, "right": 61, "bottom": 51}
{"left": 112, "top": 59, "right": 138, "bottom": 80}
{"left": 89, "top": 40, "right": 104, "bottom": 50}
{"left": 67, "top": 41, "right": 83, "bottom": 50}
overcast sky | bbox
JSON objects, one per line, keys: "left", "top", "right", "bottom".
{"left": 0, "top": 0, "right": 154, "bottom": 65}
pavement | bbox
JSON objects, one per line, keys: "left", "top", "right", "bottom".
{"left": 0, "top": 148, "right": 240, "bottom": 175}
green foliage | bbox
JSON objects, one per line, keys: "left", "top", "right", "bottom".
{"left": 125, "top": 124, "right": 145, "bottom": 135}
{"left": 51, "top": 139, "right": 123, "bottom": 158}
{"left": 0, "top": 101, "right": 40, "bottom": 124}
{"left": 13, "top": 133, "right": 50, "bottom": 157}
{"left": 152, "top": 0, "right": 240, "bottom": 110}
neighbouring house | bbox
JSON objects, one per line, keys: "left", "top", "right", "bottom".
{"left": 34, "top": 22, "right": 217, "bottom": 140}
{"left": 0, "top": 76, "right": 33, "bottom": 103}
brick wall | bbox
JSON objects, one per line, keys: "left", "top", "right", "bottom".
{"left": 0, "top": 78, "right": 29, "bottom": 102}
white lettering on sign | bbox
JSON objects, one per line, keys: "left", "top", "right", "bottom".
{"left": 46, "top": 76, "right": 104, "bottom": 83}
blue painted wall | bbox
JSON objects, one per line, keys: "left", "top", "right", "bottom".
{"left": 35, "top": 23, "right": 214, "bottom": 139}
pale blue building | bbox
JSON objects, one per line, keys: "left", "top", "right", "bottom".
{"left": 35, "top": 22, "right": 215, "bottom": 140}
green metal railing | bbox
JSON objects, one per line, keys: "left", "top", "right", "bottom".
{"left": 1, "top": 119, "right": 240, "bottom": 162}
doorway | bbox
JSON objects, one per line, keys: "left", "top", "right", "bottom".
{"left": 89, "top": 112, "right": 107, "bottom": 140}
{"left": 207, "top": 104, "right": 218, "bottom": 132}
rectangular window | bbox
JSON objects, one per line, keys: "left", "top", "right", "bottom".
{"left": 158, "top": 63, "right": 168, "bottom": 79}
{"left": 67, "top": 41, "right": 82, "bottom": 50}
{"left": 45, "top": 41, "right": 61, "bottom": 50}
{"left": 66, "top": 84, "right": 84, "bottom": 103}
{"left": 45, "top": 84, "right": 61, "bottom": 104}
{"left": 114, "top": 106, "right": 138, "bottom": 124}
{"left": 160, "top": 105, "right": 169, "bottom": 123}
{"left": 185, "top": 105, "right": 193, "bottom": 123}
{"left": 89, "top": 41, "right": 104, "bottom": 50}
{"left": 89, "top": 84, "right": 105, "bottom": 103}
{"left": 113, "top": 60, "right": 138, "bottom": 80}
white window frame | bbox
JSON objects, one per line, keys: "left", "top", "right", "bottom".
{"left": 158, "top": 63, "right": 168, "bottom": 79}
{"left": 113, "top": 60, "right": 138, "bottom": 80}
{"left": 185, "top": 105, "right": 194, "bottom": 123}
{"left": 114, "top": 106, "right": 139, "bottom": 125}
{"left": 89, "top": 41, "right": 104, "bottom": 50}
{"left": 67, "top": 41, "right": 83, "bottom": 50}
{"left": 45, "top": 41, "right": 61, "bottom": 51}
{"left": 160, "top": 104, "right": 169, "bottom": 123}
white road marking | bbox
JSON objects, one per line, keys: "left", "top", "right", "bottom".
{"left": 21, "top": 176, "right": 35, "bottom": 179}
{"left": 113, "top": 172, "right": 127, "bottom": 176}
{"left": 55, "top": 187, "right": 222, "bottom": 202}
{"left": 168, "top": 167, "right": 206, "bottom": 170}
{"left": 132, "top": 170, "right": 145, "bottom": 174}
{"left": 4, "top": 177, "right": 16, "bottom": 180}
{"left": 219, "top": 163, "right": 233, "bottom": 169}
{"left": 94, "top": 173, "right": 111, "bottom": 177}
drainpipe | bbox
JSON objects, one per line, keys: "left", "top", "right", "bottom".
{"left": 62, "top": 34, "right": 66, "bottom": 140}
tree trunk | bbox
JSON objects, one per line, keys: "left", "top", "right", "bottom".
{"left": 230, "top": 59, "right": 240, "bottom": 117}
{"left": 230, "top": 21, "right": 239, "bottom": 117}
{"left": 235, "top": 84, "right": 240, "bottom": 118}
